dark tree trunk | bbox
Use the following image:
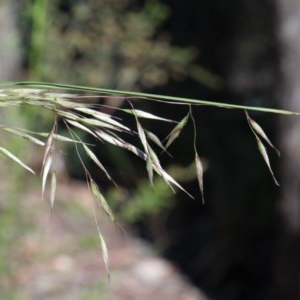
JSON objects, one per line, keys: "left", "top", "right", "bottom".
{"left": 0, "top": 1, "right": 21, "bottom": 81}
{"left": 275, "top": 0, "right": 300, "bottom": 298}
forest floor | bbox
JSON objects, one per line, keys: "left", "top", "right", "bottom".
{"left": 0, "top": 178, "right": 208, "bottom": 300}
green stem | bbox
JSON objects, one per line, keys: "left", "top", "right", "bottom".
{"left": 1, "top": 81, "right": 299, "bottom": 115}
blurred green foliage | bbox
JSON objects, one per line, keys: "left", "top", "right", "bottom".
{"left": 13, "top": 0, "right": 199, "bottom": 221}
{"left": 108, "top": 162, "right": 198, "bottom": 223}
{"left": 27, "top": 0, "right": 197, "bottom": 89}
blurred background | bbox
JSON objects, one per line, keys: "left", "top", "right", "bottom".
{"left": 1, "top": 0, "right": 300, "bottom": 299}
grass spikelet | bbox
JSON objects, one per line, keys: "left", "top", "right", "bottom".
{"left": 145, "top": 130, "right": 170, "bottom": 155}
{"left": 256, "top": 137, "right": 280, "bottom": 186}
{"left": 43, "top": 122, "right": 57, "bottom": 166}
{"left": 164, "top": 112, "right": 190, "bottom": 150}
{"left": 0, "top": 126, "right": 45, "bottom": 146}
{"left": 147, "top": 145, "right": 193, "bottom": 198}
{"left": 75, "top": 107, "right": 131, "bottom": 132}
{"left": 42, "top": 154, "right": 52, "bottom": 200}
{"left": 92, "top": 209, "right": 110, "bottom": 282}
{"left": 96, "top": 130, "right": 147, "bottom": 160}
{"left": 136, "top": 120, "right": 149, "bottom": 155}
{"left": 0, "top": 146, "right": 35, "bottom": 174}
{"left": 82, "top": 143, "right": 115, "bottom": 184}
{"left": 41, "top": 121, "right": 57, "bottom": 200}
{"left": 190, "top": 105, "right": 205, "bottom": 203}
{"left": 50, "top": 170, "right": 57, "bottom": 215}
{"left": 245, "top": 111, "right": 280, "bottom": 156}
{"left": 195, "top": 153, "right": 204, "bottom": 204}
{"left": 65, "top": 119, "right": 98, "bottom": 138}
{"left": 245, "top": 111, "right": 280, "bottom": 186}
{"left": 122, "top": 108, "right": 177, "bottom": 123}
{"left": 89, "top": 177, "right": 115, "bottom": 222}
{"left": 159, "top": 167, "right": 194, "bottom": 198}
{"left": 14, "top": 128, "right": 81, "bottom": 143}
{"left": 146, "top": 158, "right": 154, "bottom": 188}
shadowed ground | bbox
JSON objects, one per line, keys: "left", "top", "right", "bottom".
{"left": 0, "top": 179, "right": 208, "bottom": 300}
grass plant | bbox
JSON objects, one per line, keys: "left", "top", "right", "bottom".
{"left": 0, "top": 81, "right": 298, "bottom": 274}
